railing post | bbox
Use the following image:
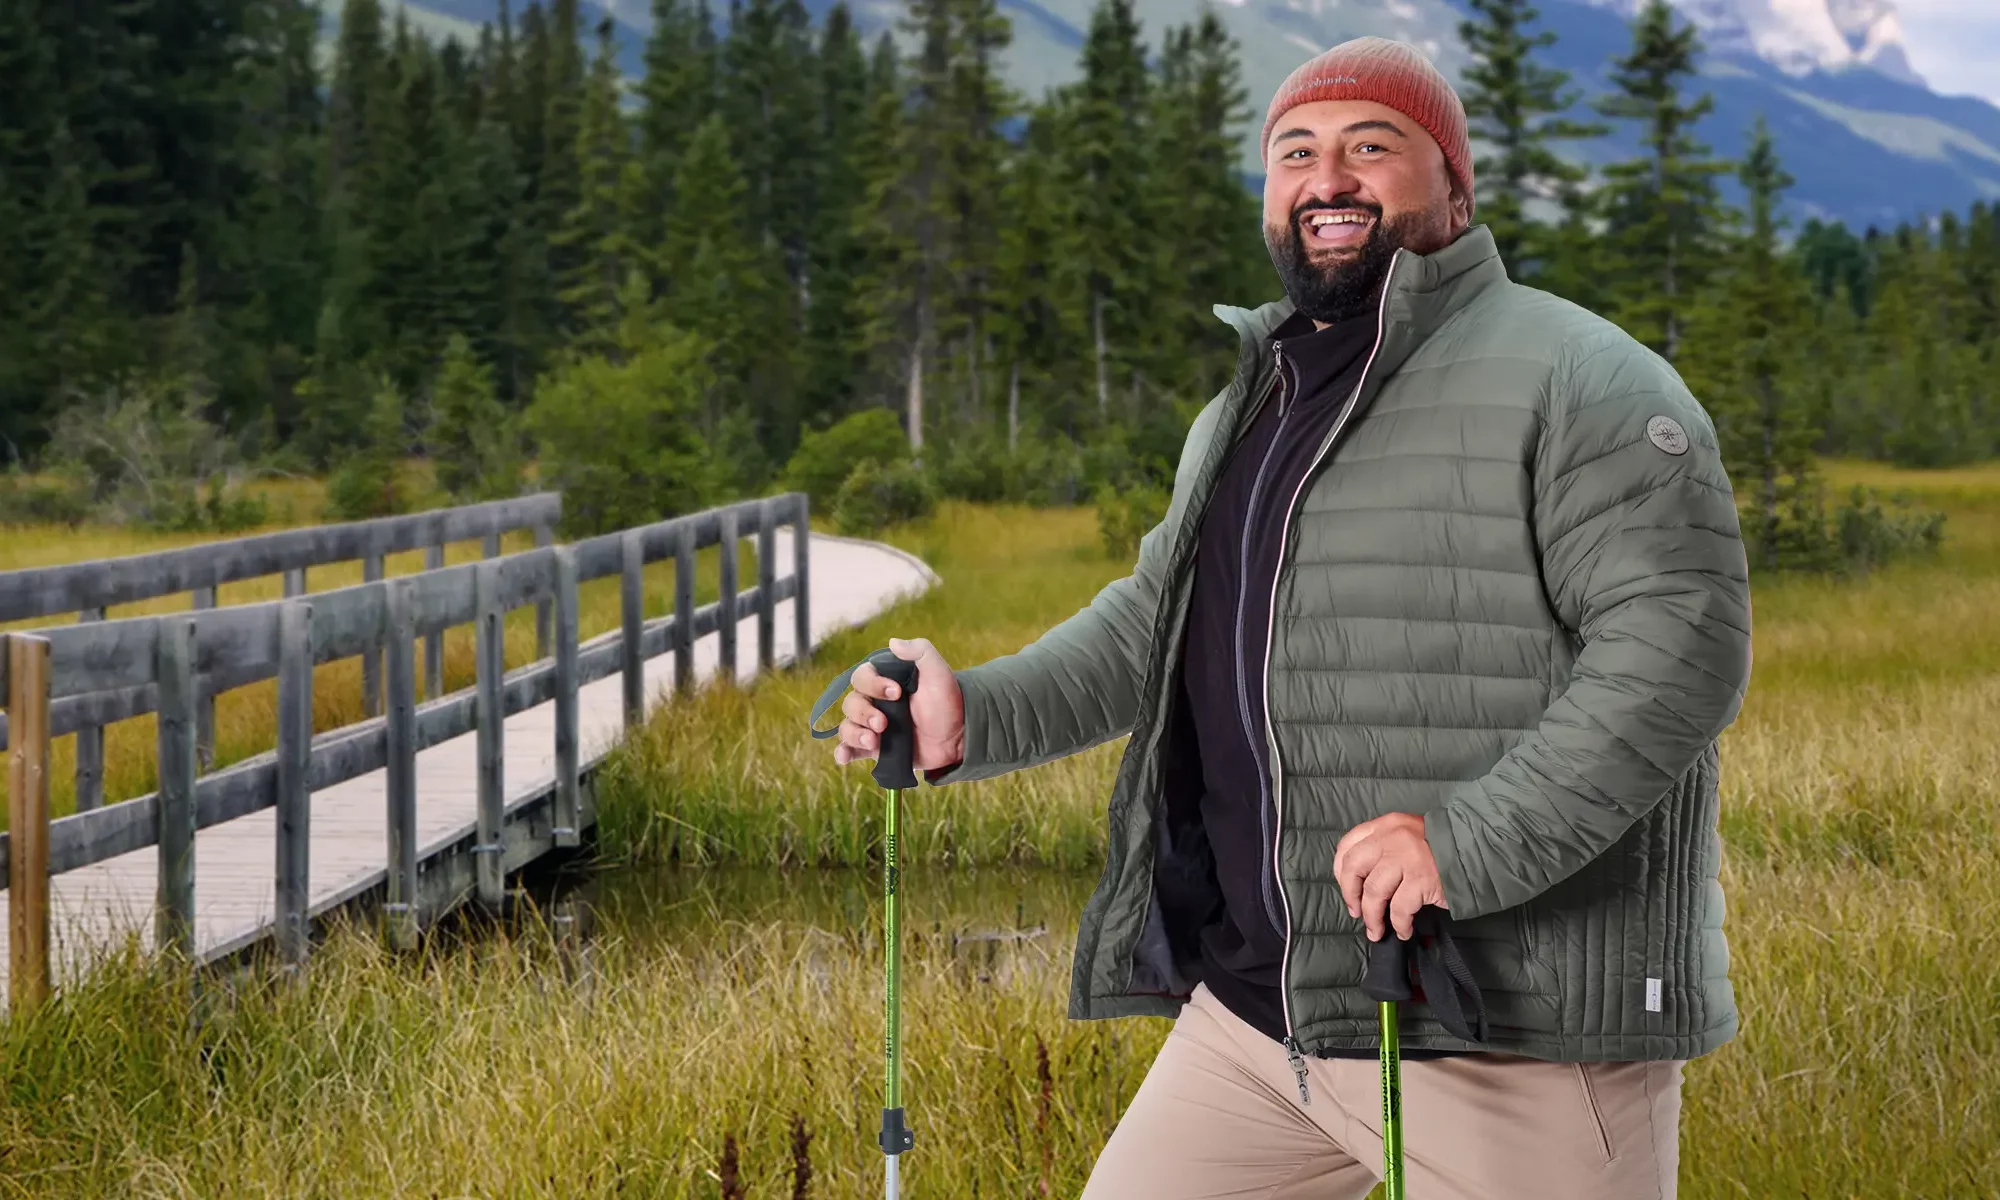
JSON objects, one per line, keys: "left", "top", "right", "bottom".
{"left": 621, "top": 530, "right": 644, "bottom": 728}
{"left": 483, "top": 531, "right": 501, "bottom": 560}
{"left": 193, "top": 585, "right": 217, "bottom": 769}
{"left": 474, "top": 561, "right": 505, "bottom": 908}
{"left": 155, "top": 617, "right": 198, "bottom": 961}
{"left": 534, "top": 522, "right": 554, "bottom": 661}
{"left": 74, "top": 607, "right": 104, "bottom": 813}
{"left": 792, "top": 493, "right": 812, "bottom": 667}
{"left": 384, "top": 577, "right": 419, "bottom": 950}
{"left": 553, "top": 546, "right": 581, "bottom": 848}
{"left": 674, "top": 520, "right": 695, "bottom": 697}
{"left": 7, "top": 633, "right": 53, "bottom": 1015}
{"left": 362, "top": 551, "right": 385, "bottom": 717}
{"left": 718, "top": 506, "right": 739, "bottom": 682}
{"left": 757, "top": 499, "right": 776, "bottom": 672}
{"left": 283, "top": 567, "right": 305, "bottom": 598}
{"left": 275, "top": 600, "right": 313, "bottom": 967}
{"left": 423, "top": 544, "right": 445, "bottom": 700}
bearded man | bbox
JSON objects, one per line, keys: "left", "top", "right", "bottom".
{"left": 827, "top": 36, "right": 1754, "bottom": 1198}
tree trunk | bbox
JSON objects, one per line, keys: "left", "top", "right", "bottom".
{"left": 1008, "top": 358, "right": 1020, "bottom": 451}
{"left": 906, "top": 336, "right": 925, "bottom": 452}
{"left": 1093, "top": 291, "right": 1110, "bottom": 417}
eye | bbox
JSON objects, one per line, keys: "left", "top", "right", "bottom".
{"left": 1355, "top": 142, "right": 1388, "bottom": 155}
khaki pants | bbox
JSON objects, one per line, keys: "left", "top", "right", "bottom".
{"left": 1080, "top": 982, "right": 1682, "bottom": 1199}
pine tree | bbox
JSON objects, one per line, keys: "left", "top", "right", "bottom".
{"left": 538, "top": 0, "right": 589, "bottom": 331}
{"left": 1456, "top": 0, "right": 1605, "bottom": 278}
{"left": 991, "top": 101, "right": 1086, "bottom": 448}
{"left": 1592, "top": 0, "right": 1729, "bottom": 362}
{"left": 638, "top": 0, "right": 720, "bottom": 244}
{"left": 798, "top": 3, "right": 876, "bottom": 429}
{"left": 936, "top": 0, "right": 1016, "bottom": 427}
{"left": 554, "top": 18, "right": 645, "bottom": 346}
{"left": 428, "top": 332, "right": 520, "bottom": 499}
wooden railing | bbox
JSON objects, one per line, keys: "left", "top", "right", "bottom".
{"left": 0, "top": 493, "right": 564, "bottom": 811}
{"left": 2, "top": 492, "right": 811, "bottom": 1014}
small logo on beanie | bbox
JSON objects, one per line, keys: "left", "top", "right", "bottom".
{"left": 1646, "top": 415, "right": 1689, "bottom": 455}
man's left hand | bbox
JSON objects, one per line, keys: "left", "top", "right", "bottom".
{"left": 1333, "top": 813, "right": 1449, "bottom": 942}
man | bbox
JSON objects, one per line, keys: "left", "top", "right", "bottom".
{"left": 828, "top": 36, "right": 1752, "bottom": 1199}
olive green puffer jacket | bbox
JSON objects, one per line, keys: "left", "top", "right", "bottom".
{"left": 926, "top": 224, "right": 1754, "bottom": 1062}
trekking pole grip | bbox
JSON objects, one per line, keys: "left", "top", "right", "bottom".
{"left": 1361, "top": 930, "right": 1414, "bottom": 1002}
{"left": 869, "top": 647, "right": 920, "bottom": 790}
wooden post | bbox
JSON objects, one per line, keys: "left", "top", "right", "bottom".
{"left": 718, "top": 506, "right": 739, "bottom": 682}
{"left": 474, "top": 561, "right": 505, "bottom": 908}
{"left": 792, "top": 493, "right": 812, "bottom": 667}
{"left": 757, "top": 499, "right": 776, "bottom": 672}
{"left": 154, "top": 618, "right": 198, "bottom": 961}
{"left": 362, "top": 551, "right": 385, "bottom": 718}
{"left": 673, "top": 521, "right": 695, "bottom": 697}
{"left": 534, "top": 522, "right": 554, "bottom": 661}
{"left": 283, "top": 567, "right": 305, "bottom": 598}
{"left": 7, "top": 634, "right": 53, "bottom": 1015}
{"left": 423, "top": 544, "right": 445, "bottom": 700}
{"left": 483, "top": 531, "right": 501, "bottom": 560}
{"left": 553, "top": 546, "right": 581, "bottom": 848}
{"left": 193, "top": 585, "right": 217, "bottom": 769}
{"left": 621, "top": 530, "right": 644, "bottom": 728}
{"left": 384, "top": 578, "right": 419, "bottom": 950}
{"left": 74, "top": 606, "right": 104, "bottom": 813}
{"left": 275, "top": 600, "right": 313, "bottom": 966}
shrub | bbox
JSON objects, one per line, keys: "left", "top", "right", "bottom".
{"left": 526, "top": 325, "right": 718, "bottom": 538}
{"left": 323, "top": 379, "right": 415, "bottom": 521}
{"left": 832, "top": 458, "right": 936, "bottom": 536}
{"left": 1094, "top": 481, "right": 1169, "bottom": 560}
{"left": 782, "top": 408, "right": 909, "bottom": 509}
{"left": 426, "top": 334, "right": 523, "bottom": 502}
{"left": 1743, "top": 481, "right": 1946, "bottom": 578}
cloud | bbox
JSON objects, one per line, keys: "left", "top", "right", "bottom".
{"left": 1895, "top": 0, "right": 2000, "bottom": 104}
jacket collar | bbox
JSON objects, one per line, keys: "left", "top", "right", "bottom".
{"left": 1212, "top": 222, "right": 1510, "bottom": 386}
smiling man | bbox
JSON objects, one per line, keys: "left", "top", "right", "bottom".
{"left": 826, "top": 35, "right": 1753, "bottom": 1200}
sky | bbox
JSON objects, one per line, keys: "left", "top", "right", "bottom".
{"left": 1896, "top": 0, "right": 2000, "bottom": 105}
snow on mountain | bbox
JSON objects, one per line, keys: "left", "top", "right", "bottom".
{"left": 1583, "top": 0, "right": 1924, "bottom": 83}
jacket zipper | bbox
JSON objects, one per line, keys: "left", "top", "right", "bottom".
{"left": 1264, "top": 258, "right": 1403, "bottom": 1107}
{"left": 1234, "top": 351, "right": 1294, "bottom": 940}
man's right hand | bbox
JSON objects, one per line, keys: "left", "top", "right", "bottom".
{"left": 832, "top": 636, "right": 966, "bottom": 775}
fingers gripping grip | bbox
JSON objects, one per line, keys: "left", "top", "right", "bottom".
{"left": 1361, "top": 932, "right": 1414, "bottom": 1003}
{"left": 868, "top": 647, "right": 920, "bottom": 790}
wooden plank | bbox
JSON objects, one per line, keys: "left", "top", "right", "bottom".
{"left": 718, "top": 507, "right": 739, "bottom": 680}
{"left": 423, "top": 544, "right": 445, "bottom": 700}
{"left": 674, "top": 521, "right": 695, "bottom": 697}
{"left": 553, "top": 546, "right": 580, "bottom": 848}
{"left": 621, "top": 531, "right": 644, "bottom": 728}
{"left": 275, "top": 601, "right": 312, "bottom": 965}
{"left": 534, "top": 523, "right": 554, "bottom": 660}
{"left": 193, "top": 585, "right": 216, "bottom": 770}
{"left": 74, "top": 607, "right": 105, "bottom": 813}
{"left": 155, "top": 617, "right": 197, "bottom": 959}
{"left": 384, "top": 578, "right": 418, "bottom": 950}
{"left": 0, "top": 493, "right": 561, "bottom": 624}
{"left": 792, "top": 493, "right": 812, "bottom": 666}
{"left": 757, "top": 500, "right": 776, "bottom": 671}
{"left": 362, "top": 552, "right": 385, "bottom": 718}
{"left": 474, "top": 561, "right": 504, "bottom": 907}
{"left": 7, "top": 634, "right": 52, "bottom": 1015}
{"left": 42, "top": 616, "right": 160, "bottom": 699}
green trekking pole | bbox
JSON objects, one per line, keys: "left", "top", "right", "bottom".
{"left": 806, "top": 646, "right": 922, "bottom": 1198}
{"left": 1361, "top": 930, "right": 1414, "bottom": 1200}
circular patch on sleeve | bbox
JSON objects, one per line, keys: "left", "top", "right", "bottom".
{"left": 1646, "top": 415, "right": 1689, "bottom": 455}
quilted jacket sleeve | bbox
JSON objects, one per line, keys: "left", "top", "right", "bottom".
{"left": 923, "top": 398, "right": 1228, "bottom": 786}
{"left": 1426, "top": 339, "right": 1754, "bottom": 919}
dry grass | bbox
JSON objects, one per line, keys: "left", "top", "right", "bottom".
{"left": 2, "top": 464, "right": 1997, "bottom": 1196}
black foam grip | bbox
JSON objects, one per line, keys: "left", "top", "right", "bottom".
{"left": 1360, "top": 931, "right": 1414, "bottom": 1002}
{"left": 868, "top": 648, "right": 920, "bottom": 790}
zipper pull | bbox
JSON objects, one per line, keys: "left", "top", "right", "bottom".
{"left": 1283, "top": 1036, "right": 1312, "bottom": 1105}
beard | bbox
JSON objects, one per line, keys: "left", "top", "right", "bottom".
{"left": 1265, "top": 198, "right": 1450, "bottom": 324}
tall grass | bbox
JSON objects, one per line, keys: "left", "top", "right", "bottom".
{"left": 1, "top": 464, "right": 1996, "bottom": 1196}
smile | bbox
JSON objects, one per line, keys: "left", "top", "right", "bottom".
{"left": 1305, "top": 211, "right": 1374, "bottom": 247}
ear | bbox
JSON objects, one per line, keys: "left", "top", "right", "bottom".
{"left": 1449, "top": 179, "right": 1473, "bottom": 232}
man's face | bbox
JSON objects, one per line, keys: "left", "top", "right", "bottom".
{"left": 1262, "top": 99, "right": 1469, "bottom": 326}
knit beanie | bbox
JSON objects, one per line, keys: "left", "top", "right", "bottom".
{"left": 1262, "top": 37, "right": 1474, "bottom": 215}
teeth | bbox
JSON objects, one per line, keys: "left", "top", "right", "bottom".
{"left": 1309, "top": 213, "right": 1369, "bottom": 226}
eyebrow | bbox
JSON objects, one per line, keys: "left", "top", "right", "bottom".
{"left": 1271, "top": 119, "right": 1410, "bottom": 144}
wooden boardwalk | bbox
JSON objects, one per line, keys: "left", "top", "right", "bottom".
{"left": 0, "top": 530, "right": 938, "bottom": 1003}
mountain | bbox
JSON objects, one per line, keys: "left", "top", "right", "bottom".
{"left": 368, "top": 0, "right": 2000, "bottom": 230}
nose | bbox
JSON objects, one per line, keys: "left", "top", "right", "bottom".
{"left": 1299, "top": 156, "right": 1364, "bottom": 209}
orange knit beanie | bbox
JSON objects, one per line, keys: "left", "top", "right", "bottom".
{"left": 1262, "top": 37, "right": 1475, "bottom": 214}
